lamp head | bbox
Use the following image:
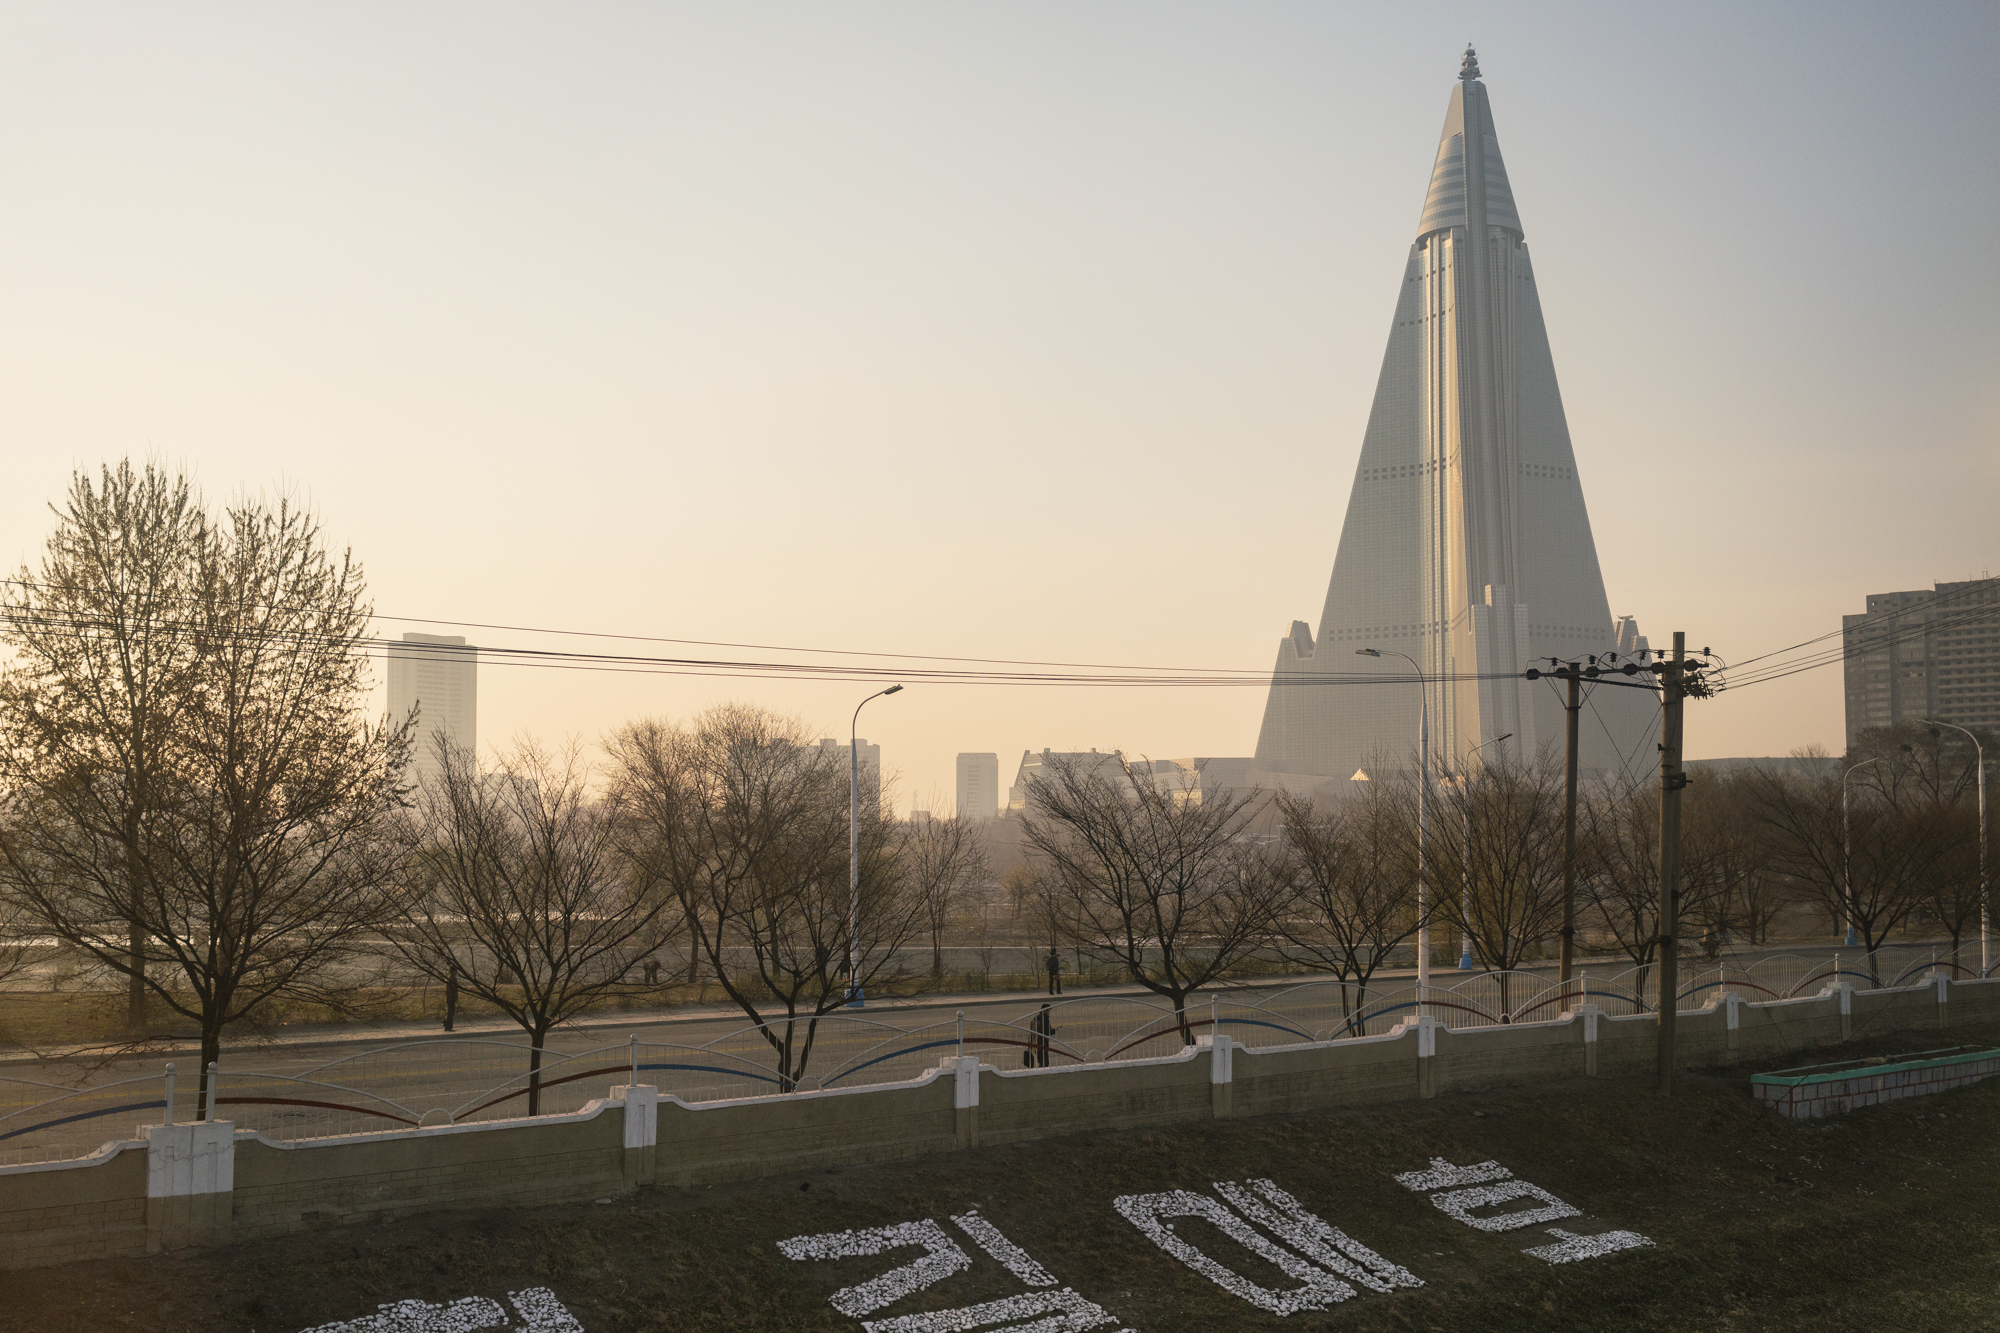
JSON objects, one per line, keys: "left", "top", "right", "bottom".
{"left": 883, "top": 684, "right": 905, "bottom": 696}
{"left": 1355, "top": 648, "right": 1382, "bottom": 657}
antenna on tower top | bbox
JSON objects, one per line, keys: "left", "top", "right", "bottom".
{"left": 1460, "top": 45, "right": 1481, "bottom": 81}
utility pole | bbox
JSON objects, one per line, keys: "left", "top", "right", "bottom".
{"left": 1559, "top": 668, "right": 1581, "bottom": 988}
{"left": 1656, "top": 631, "right": 1687, "bottom": 1096}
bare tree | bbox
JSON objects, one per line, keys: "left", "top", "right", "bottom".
{"left": 0, "top": 461, "right": 210, "bottom": 1029}
{"left": 1575, "top": 776, "right": 1729, "bottom": 1005}
{"left": 1852, "top": 723, "right": 1990, "bottom": 971}
{"left": 608, "top": 705, "right": 923, "bottom": 1091}
{"left": 2, "top": 483, "right": 414, "bottom": 1088}
{"left": 1019, "top": 753, "right": 1287, "bottom": 1043}
{"left": 1272, "top": 786, "right": 1418, "bottom": 1024}
{"left": 1433, "top": 759, "right": 1565, "bottom": 1017}
{"left": 1705, "top": 773, "right": 1794, "bottom": 947}
{"left": 1744, "top": 754, "right": 1958, "bottom": 985}
{"left": 905, "top": 811, "right": 989, "bottom": 981}
{"left": 391, "top": 739, "right": 672, "bottom": 1114}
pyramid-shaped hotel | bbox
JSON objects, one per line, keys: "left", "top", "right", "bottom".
{"left": 1252, "top": 50, "right": 1654, "bottom": 785}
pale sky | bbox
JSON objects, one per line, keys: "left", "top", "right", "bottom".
{"left": 4, "top": 2, "right": 1996, "bottom": 810}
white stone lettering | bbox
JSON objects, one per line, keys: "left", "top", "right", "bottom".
{"left": 1429, "top": 1180, "right": 1582, "bottom": 1233}
{"left": 861, "top": 1288, "right": 1127, "bottom": 1333}
{"left": 296, "top": 1295, "right": 509, "bottom": 1333}
{"left": 1393, "top": 1157, "right": 1652, "bottom": 1261}
{"left": 1391, "top": 1157, "right": 1513, "bottom": 1192}
{"left": 507, "top": 1288, "right": 585, "bottom": 1332}
{"left": 1211, "top": 1179, "right": 1422, "bottom": 1293}
{"left": 950, "top": 1210, "right": 1057, "bottom": 1287}
{"left": 1112, "top": 1188, "right": 1358, "bottom": 1315}
{"left": 776, "top": 1220, "right": 973, "bottom": 1317}
{"left": 1523, "top": 1228, "right": 1656, "bottom": 1265}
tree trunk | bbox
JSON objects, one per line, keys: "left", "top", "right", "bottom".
{"left": 527, "top": 1027, "right": 548, "bottom": 1116}
{"left": 127, "top": 923, "right": 146, "bottom": 1030}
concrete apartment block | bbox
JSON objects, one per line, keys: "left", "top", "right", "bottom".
{"left": 1841, "top": 577, "right": 2000, "bottom": 748}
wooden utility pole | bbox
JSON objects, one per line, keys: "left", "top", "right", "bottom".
{"left": 1655, "top": 631, "right": 1687, "bottom": 1095}
{"left": 1558, "top": 668, "right": 1582, "bottom": 988}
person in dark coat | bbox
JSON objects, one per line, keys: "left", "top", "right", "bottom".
{"left": 442, "top": 964, "right": 460, "bottom": 1033}
{"left": 1046, "top": 947, "right": 1063, "bottom": 996}
{"left": 1032, "top": 1003, "right": 1056, "bottom": 1068}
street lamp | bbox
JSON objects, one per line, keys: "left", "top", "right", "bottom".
{"left": 847, "top": 684, "right": 904, "bottom": 1008}
{"left": 1841, "top": 757, "right": 1885, "bottom": 949}
{"left": 1921, "top": 719, "right": 1988, "bottom": 978}
{"left": 1456, "top": 732, "right": 1512, "bottom": 969}
{"left": 1356, "top": 647, "right": 1430, "bottom": 1006}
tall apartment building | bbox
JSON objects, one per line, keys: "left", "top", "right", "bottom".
{"left": 1252, "top": 49, "right": 1654, "bottom": 786}
{"left": 1843, "top": 578, "right": 2000, "bottom": 748}
{"left": 387, "top": 632, "right": 478, "bottom": 786}
{"left": 805, "top": 737, "right": 882, "bottom": 810}
{"left": 955, "top": 753, "right": 999, "bottom": 821}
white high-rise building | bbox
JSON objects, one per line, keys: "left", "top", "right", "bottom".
{"left": 1254, "top": 49, "right": 1655, "bottom": 785}
{"left": 956, "top": 753, "right": 999, "bottom": 821}
{"left": 387, "top": 632, "right": 477, "bottom": 787}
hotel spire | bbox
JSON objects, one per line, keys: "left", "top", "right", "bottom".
{"left": 1251, "top": 57, "right": 1653, "bottom": 786}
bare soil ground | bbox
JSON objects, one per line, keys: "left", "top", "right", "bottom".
{"left": 8, "top": 1026, "right": 2000, "bottom": 1333}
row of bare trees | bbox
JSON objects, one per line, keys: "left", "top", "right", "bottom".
{"left": 1007, "top": 736, "right": 1990, "bottom": 1040}
{"left": 0, "top": 462, "right": 995, "bottom": 1107}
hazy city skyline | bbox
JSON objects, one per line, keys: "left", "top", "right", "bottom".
{"left": 3, "top": 4, "right": 1994, "bottom": 807}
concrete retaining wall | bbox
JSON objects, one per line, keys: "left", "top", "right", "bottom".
{"left": 4, "top": 973, "right": 1994, "bottom": 1270}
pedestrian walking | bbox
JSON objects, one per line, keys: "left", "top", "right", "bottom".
{"left": 442, "top": 964, "right": 460, "bottom": 1033}
{"left": 1046, "top": 947, "right": 1063, "bottom": 996}
{"left": 1032, "top": 1003, "right": 1056, "bottom": 1068}
{"left": 643, "top": 956, "right": 661, "bottom": 986}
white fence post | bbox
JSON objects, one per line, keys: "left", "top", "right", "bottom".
{"left": 143, "top": 1114, "right": 234, "bottom": 1253}
{"left": 610, "top": 1080, "right": 659, "bottom": 1188}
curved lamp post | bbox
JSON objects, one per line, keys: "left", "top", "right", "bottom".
{"left": 1356, "top": 647, "right": 1430, "bottom": 1007}
{"left": 847, "top": 684, "right": 904, "bottom": 1008}
{"left": 1921, "top": 719, "right": 1988, "bottom": 977}
{"left": 1456, "top": 732, "right": 1512, "bottom": 969}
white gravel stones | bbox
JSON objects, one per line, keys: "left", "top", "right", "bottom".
{"left": 860, "top": 1288, "right": 1125, "bottom": 1333}
{"left": 1112, "top": 1188, "right": 1360, "bottom": 1315}
{"left": 296, "top": 1288, "right": 578, "bottom": 1333}
{"left": 950, "top": 1211, "right": 1057, "bottom": 1287}
{"left": 1211, "top": 1179, "right": 1422, "bottom": 1294}
{"left": 1392, "top": 1158, "right": 1515, "bottom": 1192}
{"left": 776, "top": 1220, "right": 973, "bottom": 1317}
{"left": 1394, "top": 1157, "right": 1651, "bottom": 1265}
{"left": 505, "top": 1288, "right": 585, "bottom": 1332}
{"left": 1426, "top": 1180, "right": 1582, "bottom": 1232}
{"left": 778, "top": 1215, "right": 1130, "bottom": 1331}
{"left": 1523, "top": 1228, "right": 1656, "bottom": 1264}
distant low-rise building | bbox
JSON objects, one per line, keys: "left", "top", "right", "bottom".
{"left": 956, "top": 753, "right": 999, "bottom": 821}
{"left": 804, "top": 736, "right": 882, "bottom": 810}
{"left": 1843, "top": 578, "right": 2000, "bottom": 748}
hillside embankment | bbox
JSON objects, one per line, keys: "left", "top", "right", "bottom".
{"left": 6, "top": 1023, "right": 1998, "bottom": 1333}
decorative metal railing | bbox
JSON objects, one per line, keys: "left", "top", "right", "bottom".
{"left": 0, "top": 944, "right": 1972, "bottom": 1164}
